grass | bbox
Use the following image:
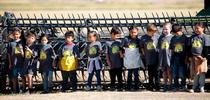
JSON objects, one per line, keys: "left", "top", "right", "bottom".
{"left": 0, "top": 2, "right": 203, "bottom": 10}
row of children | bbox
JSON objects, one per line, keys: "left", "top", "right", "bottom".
{"left": 0, "top": 22, "right": 209, "bottom": 94}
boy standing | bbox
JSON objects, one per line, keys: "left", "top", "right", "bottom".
{"left": 105, "top": 27, "right": 123, "bottom": 91}
{"left": 140, "top": 24, "right": 160, "bottom": 91}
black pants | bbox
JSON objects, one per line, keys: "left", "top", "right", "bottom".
{"left": 0, "top": 75, "right": 7, "bottom": 93}
{"left": 61, "top": 70, "right": 77, "bottom": 91}
{"left": 109, "top": 68, "right": 123, "bottom": 89}
{"left": 147, "top": 64, "right": 160, "bottom": 90}
{"left": 127, "top": 68, "right": 140, "bottom": 90}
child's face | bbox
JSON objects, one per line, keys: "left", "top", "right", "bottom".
{"left": 129, "top": 29, "right": 138, "bottom": 39}
{"left": 88, "top": 33, "right": 97, "bottom": 42}
{"left": 147, "top": 31, "right": 156, "bottom": 36}
{"left": 12, "top": 31, "right": 21, "bottom": 40}
{"left": 175, "top": 31, "right": 183, "bottom": 36}
{"left": 65, "top": 36, "right": 74, "bottom": 43}
{"left": 194, "top": 25, "right": 204, "bottom": 35}
{"left": 163, "top": 25, "right": 171, "bottom": 35}
{"left": 110, "top": 33, "right": 120, "bottom": 40}
{"left": 41, "top": 37, "right": 48, "bottom": 45}
{"left": 26, "top": 36, "right": 36, "bottom": 45}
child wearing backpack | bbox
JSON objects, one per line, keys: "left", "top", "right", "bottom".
{"left": 59, "top": 31, "right": 80, "bottom": 92}
{"left": 38, "top": 34, "right": 56, "bottom": 93}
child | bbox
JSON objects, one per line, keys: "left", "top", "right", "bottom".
{"left": 23, "top": 31, "right": 37, "bottom": 93}
{"left": 157, "top": 22, "right": 173, "bottom": 92}
{"left": 85, "top": 30, "right": 102, "bottom": 91}
{"left": 122, "top": 26, "right": 142, "bottom": 91}
{"left": 189, "top": 22, "right": 210, "bottom": 93}
{"left": 38, "top": 34, "right": 56, "bottom": 93}
{"left": 7, "top": 27, "right": 25, "bottom": 93}
{"left": 59, "top": 31, "right": 79, "bottom": 92}
{"left": 170, "top": 24, "right": 188, "bottom": 91}
{"left": 140, "top": 23, "right": 160, "bottom": 91}
{"left": 105, "top": 27, "right": 123, "bottom": 91}
{"left": 0, "top": 44, "right": 7, "bottom": 93}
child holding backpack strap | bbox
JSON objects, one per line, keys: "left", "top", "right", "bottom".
{"left": 59, "top": 31, "right": 80, "bottom": 92}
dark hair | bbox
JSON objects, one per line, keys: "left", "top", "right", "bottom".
{"left": 147, "top": 23, "right": 157, "bottom": 32}
{"left": 110, "top": 27, "right": 121, "bottom": 35}
{"left": 128, "top": 26, "right": 139, "bottom": 31}
{"left": 194, "top": 22, "right": 205, "bottom": 28}
{"left": 88, "top": 30, "right": 98, "bottom": 37}
{"left": 26, "top": 31, "right": 36, "bottom": 38}
{"left": 39, "top": 34, "right": 49, "bottom": 43}
{"left": 172, "top": 24, "right": 182, "bottom": 33}
{"left": 11, "top": 27, "right": 21, "bottom": 33}
{"left": 11, "top": 27, "right": 25, "bottom": 42}
{"left": 65, "top": 31, "right": 74, "bottom": 37}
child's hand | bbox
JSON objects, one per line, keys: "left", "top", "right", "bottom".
{"left": 107, "top": 61, "right": 112, "bottom": 68}
{"left": 52, "top": 61, "right": 56, "bottom": 69}
{"left": 9, "top": 64, "right": 12, "bottom": 69}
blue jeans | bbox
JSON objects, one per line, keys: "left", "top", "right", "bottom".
{"left": 87, "top": 68, "right": 101, "bottom": 87}
{"left": 127, "top": 68, "right": 140, "bottom": 89}
{"left": 172, "top": 62, "right": 186, "bottom": 88}
{"left": 11, "top": 66, "right": 24, "bottom": 78}
{"left": 42, "top": 71, "right": 53, "bottom": 92}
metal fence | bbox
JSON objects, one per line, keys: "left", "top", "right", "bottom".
{"left": 0, "top": 11, "right": 210, "bottom": 90}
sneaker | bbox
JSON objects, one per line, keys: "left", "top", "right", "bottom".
{"left": 163, "top": 85, "right": 168, "bottom": 92}
{"left": 96, "top": 86, "right": 102, "bottom": 91}
{"left": 85, "top": 86, "right": 91, "bottom": 91}
{"left": 109, "top": 87, "right": 115, "bottom": 91}
{"left": 189, "top": 89, "right": 194, "bottom": 93}
{"left": 200, "top": 88, "right": 205, "bottom": 93}
{"left": 41, "top": 91, "right": 49, "bottom": 94}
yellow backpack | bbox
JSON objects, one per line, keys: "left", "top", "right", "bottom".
{"left": 59, "top": 50, "right": 78, "bottom": 71}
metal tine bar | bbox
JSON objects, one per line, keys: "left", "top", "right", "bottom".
{"left": 61, "top": 14, "right": 69, "bottom": 31}
{"left": 40, "top": 13, "right": 45, "bottom": 34}
{"left": 13, "top": 13, "right": 18, "bottom": 27}
{"left": 54, "top": 14, "right": 64, "bottom": 34}
{"left": 26, "top": 14, "right": 32, "bottom": 28}
{"left": 144, "top": 13, "right": 149, "bottom": 24}
{"left": 123, "top": 13, "right": 129, "bottom": 32}
{"left": 109, "top": 13, "right": 115, "bottom": 27}
{"left": 81, "top": 14, "right": 86, "bottom": 27}
{"left": 40, "top": 13, "right": 46, "bottom": 27}
{"left": 181, "top": 12, "right": 188, "bottom": 34}
{"left": 33, "top": 14, "right": 39, "bottom": 27}
{"left": 173, "top": 12, "right": 178, "bottom": 24}
{"left": 152, "top": 12, "right": 157, "bottom": 25}
{"left": 102, "top": 13, "right": 110, "bottom": 32}
{"left": 137, "top": 12, "right": 145, "bottom": 34}
{"left": 188, "top": 12, "right": 194, "bottom": 32}
{"left": 47, "top": 14, "right": 54, "bottom": 37}
{"left": 68, "top": 13, "right": 76, "bottom": 32}
{"left": 77, "top": 14, "right": 84, "bottom": 38}
{"left": 116, "top": 13, "right": 124, "bottom": 34}
{"left": 152, "top": 12, "right": 159, "bottom": 34}
{"left": 95, "top": 13, "right": 104, "bottom": 34}
{"left": 196, "top": 11, "right": 201, "bottom": 22}
{"left": 88, "top": 13, "right": 96, "bottom": 30}
{"left": 166, "top": 12, "right": 170, "bottom": 23}
{"left": 130, "top": 13, "right": 136, "bottom": 26}
{"left": 156, "top": 12, "right": 161, "bottom": 26}
{"left": 204, "top": 10, "right": 210, "bottom": 32}
{"left": 78, "top": 14, "right": 84, "bottom": 35}
{"left": 162, "top": 12, "right": 167, "bottom": 23}
{"left": 72, "top": 14, "right": 77, "bottom": 32}
{"left": 19, "top": 13, "right": 25, "bottom": 27}
{"left": 47, "top": 14, "right": 52, "bottom": 27}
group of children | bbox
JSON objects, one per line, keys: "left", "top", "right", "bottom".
{"left": 0, "top": 22, "right": 209, "bottom": 94}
